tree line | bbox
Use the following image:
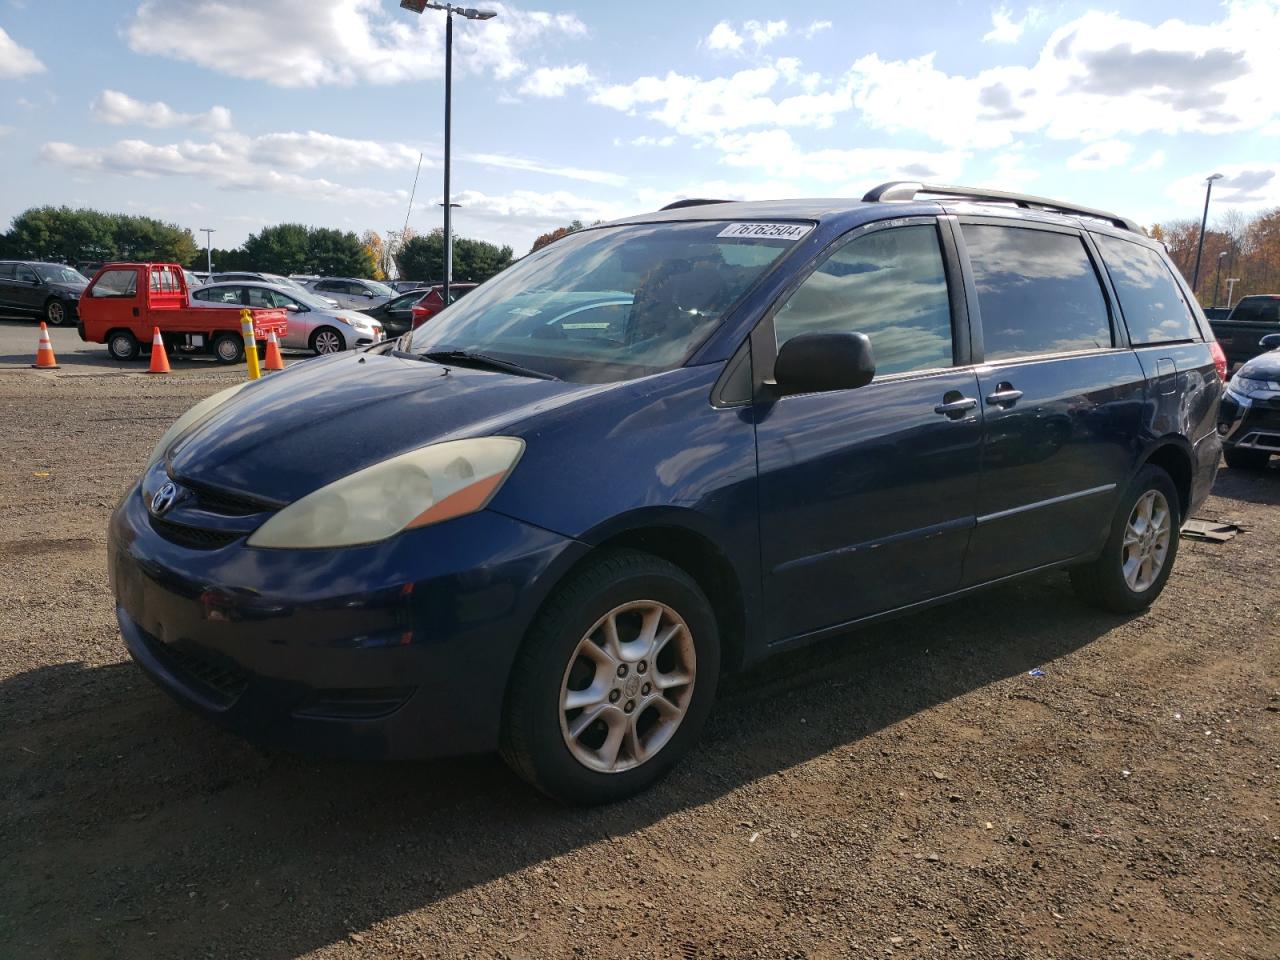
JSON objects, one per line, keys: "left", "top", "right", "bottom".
{"left": 1152, "top": 207, "right": 1280, "bottom": 308}
{"left": 0, "top": 207, "right": 516, "bottom": 284}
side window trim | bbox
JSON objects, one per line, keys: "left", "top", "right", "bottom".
{"left": 752, "top": 216, "right": 961, "bottom": 388}
{"left": 952, "top": 215, "right": 1122, "bottom": 365}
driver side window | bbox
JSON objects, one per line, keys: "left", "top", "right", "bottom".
{"left": 773, "top": 224, "right": 954, "bottom": 377}
{"left": 16, "top": 265, "right": 38, "bottom": 283}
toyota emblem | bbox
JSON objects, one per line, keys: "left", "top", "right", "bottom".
{"left": 151, "top": 481, "right": 179, "bottom": 516}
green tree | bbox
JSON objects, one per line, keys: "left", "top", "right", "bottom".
{"left": 395, "top": 228, "right": 513, "bottom": 283}
{"left": 241, "top": 223, "right": 312, "bottom": 275}
{"left": 1, "top": 206, "right": 196, "bottom": 265}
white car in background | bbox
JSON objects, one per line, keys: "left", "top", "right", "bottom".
{"left": 191, "top": 281, "right": 384, "bottom": 355}
{"left": 303, "top": 277, "right": 396, "bottom": 310}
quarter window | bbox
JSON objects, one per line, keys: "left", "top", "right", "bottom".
{"left": 1094, "top": 235, "right": 1199, "bottom": 344}
{"left": 962, "top": 224, "right": 1111, "bottom": 360}
{"left": 773, "top": 224, "right": 954, "bottom": 377}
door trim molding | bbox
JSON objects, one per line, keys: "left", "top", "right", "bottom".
{"left": 976, "top": 483, "right": 1116, "bottom": 525}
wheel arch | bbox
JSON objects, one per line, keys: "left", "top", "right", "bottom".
{"left": 1137, "top": 438, "right": 1194, "bottom": 521}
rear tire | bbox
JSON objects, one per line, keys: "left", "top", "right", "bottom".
{"left": 1223, "top": 446, "right": 1270, "bottom": 471}
{"left": 1070, "top": 465, "right": 1180, "bottom": 614}
{"left": 500, "top": 549, "right": 720, "bottom": 805}
{"left": 44, "top": 299, "right": 68, "bottom": 326}
{"left": 106, "top": 329, "right": 140, "bottom": 362}
{"left": 211, "top": 333, "right": 244, "bottom": 364}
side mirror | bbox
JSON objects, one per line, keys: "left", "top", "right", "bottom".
{"left": 363, "top": 289, "right": 376, "bottom": 298}
{"left": 1259, "top": 333, "right": 1280, "bottom": 350}
{"left": 285, "top": 303, "right": 300, "bottom": 312}
{"left": 774, "top": 332, "right": 876, "bottom": 395}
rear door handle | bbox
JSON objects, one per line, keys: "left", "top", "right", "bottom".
{"left": 934, "top": 397, "right": 978, "bottom": 417}
{"left": 986, "top": 384, "right": 1023, "bottom": 407}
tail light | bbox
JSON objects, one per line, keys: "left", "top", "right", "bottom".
{"left": 1210, "top": 340, "right": 1228, "bottom": 382}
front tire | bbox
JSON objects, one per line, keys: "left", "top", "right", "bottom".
{"left": 1070, "top": 465, "right": 1180, "bottom": 614}
{"left": 1223, "top": 446, "right": 1270, "bottom": 471}
{"left": 106, "top": 329, "right": 140, "bottom": 361}
{"left": 310, "top": 326, "right": 345, "bottom": 355}
{"left": 500, "top": 549, "right": 720, "bottom": 804}
{"left": 44, "top": 299, "right": 68, "bottom": 326}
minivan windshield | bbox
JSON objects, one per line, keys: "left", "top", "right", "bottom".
{"left": 407, "top": 221, "right": 803, "bottom": 382}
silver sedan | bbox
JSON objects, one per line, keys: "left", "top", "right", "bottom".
{"left": 190, "top": 282, "right": 385, "bottom": 355}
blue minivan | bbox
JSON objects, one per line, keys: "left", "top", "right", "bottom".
{"left": 110, "top": 183, "right": 1224, "bottom": 803}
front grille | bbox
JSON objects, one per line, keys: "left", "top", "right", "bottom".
{"left": 150, "top": 516, "right": 241, "bottom": 549}
{"left": 292, "top": 687, "right": 415, "bottom": 720}
{"left": 142, "top": 632, "right": 249, "bottom": 708}
{"left": 182, "top": 480, "right": 274, "bottom": 517}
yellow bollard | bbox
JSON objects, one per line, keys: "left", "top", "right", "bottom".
{"left": 239, "top": 308, "right": 261, "bottom": 381}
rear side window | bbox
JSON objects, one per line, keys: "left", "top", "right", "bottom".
{"left": 773, "top": 223, "right": 954, "bottom": 377}
{"left": 91, "top": 269, "right": 138, "bottom": 298}
{"left": 0, "top": 263, "right": 13, "bottom": 280}
{"left": 962, "top": 224, "right": 1111, "bottom": 360}
{"left": 1232, "top": 298, "right": 1280, "bottom": 326}
{"left": 1094, "top": 235, "right": 1199, "bottom": 344}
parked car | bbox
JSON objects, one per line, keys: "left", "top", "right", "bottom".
{"left": 390, "top": 279, "right": 431, "bottom": 293}
{"left": 303, "top": 277, "right": 396, "bottom": 310}
{"left": 191, "top": 281, "right": 384, "bottom": 354}
{"left": 0, "top": 260, "right": 89, "bottom": 325}
{"left": 1207, "top": 294, "right": 1280, "bottom": 369}
{"left": 1219, "top": 331, "right": 1280, "bottom": 470}
{"left": 409, "top": 282, "right": 478, "bottom": 329}
{"left": 359, "top": 289, "right": 430, "bottom": 338}
{"left": 110, "top": 183, "right": 1223, "bottom": 804}
{"left": 1202, "top": 306, "right": 1231, "bottom": 321}
{"left": 79, "top": 262, "right": 287, "bottom": 362}
{"left": 211, "top": 272, "right": 311, "bottom": 296}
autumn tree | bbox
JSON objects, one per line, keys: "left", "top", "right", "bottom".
{"left": 529, "top": 219, "right": 585, "bottom": 254}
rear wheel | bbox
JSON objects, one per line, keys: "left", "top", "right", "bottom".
{"left": 500, "top": 549, "right": 720, "bottom": 804}
{"left": 44, "top": 299, "right": 68, "bottom": 326}
{"left": 106, "top": 329, "right": 140, "bottom": 362}
{"left": 310, "top": 326, "right": 345, "bottom": 355}
{"left": 1223, "top": 446, "right": 1271, "bottom": 471}
{"left": 1070, "top": 465, "right": 1180, "bottom": 614}
{"left": 211, "top": 333, "right": 244, "bottom": 364}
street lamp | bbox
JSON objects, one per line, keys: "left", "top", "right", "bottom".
{"left": 1225, "top": 277, "right": 1240, "bottom": 310}
{"left": 200, "top": 227, "right": 215, "bottom": 276}
{"left": 1213, "top": 251, "right": 1228, "bottom": 309}
{"left": 1190, "top": 173, "right": 1223, "bottom": 295}
{"left": 400, "top": 1, "right": 497, "bottom": 304}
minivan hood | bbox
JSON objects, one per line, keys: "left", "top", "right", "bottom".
{"left": 167, "top": 351, "right": 604, "bottom": 503}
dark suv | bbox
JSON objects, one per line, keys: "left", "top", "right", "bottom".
{"left": 0, "top": 260, "right": 90, "bottom": 325}
{"left": 111, "top": 183, "right": 1223, "bottom": 803}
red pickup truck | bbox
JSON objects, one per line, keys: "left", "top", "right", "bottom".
{"left": 78, "top": 262, "right": 289, "bottom": 363}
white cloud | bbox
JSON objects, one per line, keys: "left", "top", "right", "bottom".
{"left": 123, "top": 0, "right": 586, "bottom": 88}
{"left": 92, "top": 90, "right": 232, "bottom": 131}
{"left": 1065, "top": 139, "right": 1132, "bottom": 170}
{"left": 246, "top": 131, "right": 422, "bottom": 172}
{"left": 616, "top": 135, "right": 676, "bottom": 147}
{"left": 851, "top": 5, "right": 1280, "bottom": 149}
{"left": 713, "top": 128, "right": 968, "bottom": 185}
{"left": 591, "top": 63, "right": 854, "bottom": 136}
{"left": 518, "top": 63, "right": 591, "bottom": 98}
{"left": 746, "top": 19, "right": 788, "bottom": 48}
{"left": 1166, "top": 164, "right": 1280, "bottom": 210}
{"left": 983, "top": 7, "right": 1041, "bottom": 44}
{"left": 464, "top": 151, "right": 627, "bottom": 186}
{"left": 0, "top": 26, "right": 45, "bottom": 78}
{"left": 705, "top": 22, "right": 742, "bottom": 52}
{"left": 1133, "top": 149, "right": 1166, "bottom": 172}
{"left": 802, "top": 20, "right": 832, "bottom": 40}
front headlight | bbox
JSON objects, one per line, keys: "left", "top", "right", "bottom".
{"left": 1230, "top": 376, "right": 1280, "bottom": 399}
{"left": 246, "top": 437, "right": 525, "bottom": 549}
{"left": 146, "top": 381, "right": 251, "bottom": 470}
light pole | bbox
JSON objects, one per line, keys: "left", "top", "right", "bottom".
{"left": 1213, "top": 251, "right": 1228, "bottom": 309}
{"left": 1190, "top": 173, "right": 1223, "bottom": 295}
{"left": 399, "top": 1, "right": 497, "bottom": 304}
{"left": 200, "top": 227, "right": 215, "bottom": 276}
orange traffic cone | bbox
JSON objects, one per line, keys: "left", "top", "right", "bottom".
{"left": 263, "top": 331, "right": 285, "bottom": 371}
{"left": 32, "top": 322, "right": 59, "bottom": 369}
{"left": 147, "top": 327, "right": 171, "bottom": 374}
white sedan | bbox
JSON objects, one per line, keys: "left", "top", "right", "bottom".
{"left": 191, "top": 282, "right": 384, "bottom": 355}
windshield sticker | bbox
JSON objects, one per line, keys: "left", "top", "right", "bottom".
{"left": 717, "top": 222, "right": 814, "bottom": 241}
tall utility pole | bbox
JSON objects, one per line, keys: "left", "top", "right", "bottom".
{"left": 398, "top": 1, "right": 497, "bottom": 303}
{"left": 1225, "top": 278, "right": 1240, "bottom": 310}
{"left": 200, "top": 227, "right": 215, "bottom": 275}
{"left": 1213, "top": 251, "right": 1228, "bottom": 309}
{"left": 1191, "top": 173, "right": 1223, "bottom": 294}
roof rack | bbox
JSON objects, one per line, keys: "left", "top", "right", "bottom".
{"left": 862, "top": 181, "right": 1143, "bottom": 234}
{"left": 659, "top": 198, "right": 731, "bottom": 211}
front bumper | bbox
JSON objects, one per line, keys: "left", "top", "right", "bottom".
{"left": 110, "top": 482, "right": 586, "bottom": 758}
{"left": 1219, "top": 389, "right": 1280, "bottom": 455}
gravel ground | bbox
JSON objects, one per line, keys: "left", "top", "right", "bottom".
{"left": 1, "top": 368, "right": 1277, "bottom": 960}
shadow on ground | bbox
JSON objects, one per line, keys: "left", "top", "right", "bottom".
{"left": 2, "top": 569, "right": 1132, "bottom": 960}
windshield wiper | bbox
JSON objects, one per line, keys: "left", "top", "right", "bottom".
{"left": 422, "top": 349, "right": 559, "bottom": 381}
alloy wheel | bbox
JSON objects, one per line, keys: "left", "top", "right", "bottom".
{"left": 47, "top": 301, "right": 66, "bottom": 325}
{"left": 1121, "top": 489, "right": 1172, "bottom": 592}
{"left": 559, "top": 600, "right": 696, "bottom": 773}
{"left": 314, "top": 330, "right": 342, "bottom": 354}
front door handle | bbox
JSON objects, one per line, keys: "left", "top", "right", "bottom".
{"left": 934, "top": 396, "right": 978, "bottom": 417}
{"left": 986, "top": 382, "right": 1023, "bottom": 407}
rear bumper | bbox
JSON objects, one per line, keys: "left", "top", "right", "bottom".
{"left": 110, "top": 485, "right": 587, "bottom": 758}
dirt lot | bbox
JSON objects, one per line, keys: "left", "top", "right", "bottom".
{"left": 1, "top": 367, "right": 1277, "bottom": 960}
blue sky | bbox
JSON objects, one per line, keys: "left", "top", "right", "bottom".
{"left": 1, "top": 1, "right": 1277, "bottom": 258}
